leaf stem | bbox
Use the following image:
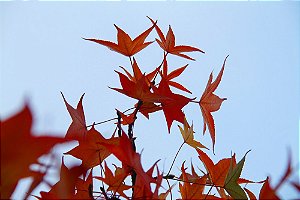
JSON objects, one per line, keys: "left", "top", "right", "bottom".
{"left": 167, "top": 142, "right": 185, "bottom": 175}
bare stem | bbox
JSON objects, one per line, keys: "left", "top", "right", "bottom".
{"left": 100, "top": 186, "right": 109, "bottom": 200}
{"left": 167, "top": 142, "right": 185, "bottom": 175}
{"left": 86, "top": 117, "right": 117, "bottom": 128}
{"left": 116, "top": 110, "right": 122, "bottom": 137}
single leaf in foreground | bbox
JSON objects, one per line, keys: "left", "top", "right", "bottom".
{"left": 0, "top": 104, "right": 67, "bottom": 199}
{"left": 259, "top": 177, "right": 280, "bottom": 200}
{"left": 199, "top": 56, "right": 228, "bottom": 152}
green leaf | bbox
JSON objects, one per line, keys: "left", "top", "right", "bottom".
{"left": 224, "top": 150, "right": 250, "bottom": 199}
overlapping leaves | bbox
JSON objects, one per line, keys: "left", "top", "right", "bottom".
{"left": 2, "top": 17, "right": 299, "bottom": 200}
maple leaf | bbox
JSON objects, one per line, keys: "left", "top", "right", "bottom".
{"left": 95, "top": 162, "right": 131, "bottom": 198}
{"left": 99, "top": 132, "right": 158, "bottom": 198}
{"left": 259, "top": 177, "right": 280, "bottom": 200}
{"left": 197, "top": 149, "right": 253, "bottom": 199}
{"left": 111, "top": 71, "right": 160, "bottom": 103}
{"left": 133, "top": 161, "right": 163, "bottom": 199}
{"left": 61, "top": 92, "right": 87, "bottom": 141}
{"left": 0, "top": 104, "right": 67, "bottom": 199}
{"left": 161, "top": 56, "right": 191, "bottom": 93}
{"left": 138, "top": 101, "right": 162, "bottom": 119}
{"left": 179, "top": 162, "right": 208, "bottom": 199}
{"left": 74, "top": 170, "right": 94, "bottom": 199}
{"left": 116, "top": 109, "right": 135, "bottom": 125}
{"left": 223, "top": 151, "right": 250, "bottom": 199}
{"left": 152, "top": 78, "right": 191, "bottom": 132}
{"left": 120, "top": 57, "right": 159, "bottom": 84}
{"left": 196, "top": 149, "right": 234, "bottom": 187}
{"left": 199, "top": 56, "right": 228, "bottom": 152}
{"left": 178, "top": 117, "right": 207, "bottom": 149}
{"left": 148, "top": 17, "right": 204, "bottom": 61}
{"left": 244, "top": 188, "right": 257, "bottom": 200}
{"left": 65, "top": 125, "right": 118, "bottom": 169}
{"left": 258, "top": 151, "right": 293, "bottom": 199}
{"left": 83, "top": 21, "right": 156, "bottom": 57}
{"left": 40, "top": 158, "right": 86, "bottom": 199}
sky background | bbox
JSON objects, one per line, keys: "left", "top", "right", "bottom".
{"left": 1, "top": 2, "right": 299, "bottom": 199}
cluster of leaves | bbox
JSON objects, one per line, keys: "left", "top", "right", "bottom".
{"left": 1, "top": 17, "right": 299, "bottom": 199}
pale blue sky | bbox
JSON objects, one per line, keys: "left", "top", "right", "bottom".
{"left": 1, "top": 2, "right": 299, "bottom": 199}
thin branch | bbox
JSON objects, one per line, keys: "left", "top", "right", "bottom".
{"left": 204, "top": 183, "right": 215, "bottom": 200}
{"left": 86, "top": 117, "right": 117, "bottom": 128}
{"left": 191, "top": 100, "right": 200, "bottom": 103}
{"left": 167, "top": 142, "right": 185, "bottom": 175}
{"left": 100, "top": 186, "right": 109, "bottom": 200}
{"left": 116, "top": 110, "right": 122, "bottom": 137}
{"left": 166, "top": 179, "right": 173, "bottom": 200}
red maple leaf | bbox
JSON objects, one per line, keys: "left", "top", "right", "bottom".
{"left": 116, "top": 109, "right": 136, "bottom": 125}
{"left": 179, "top": 162, "right": 212, "bottom": 199}
{"left": 259, "top": 177, "right": 280, "bottom": 200}
{"left": 111, "top": 71, "right": 160, "bottom": 103}
{"left": 83, "top": 21, "right": 156, "bottom": 57}
{"left": 40, "top": 159, "right": 85, "bottom": 199}
{"left": 65, "top": 125, "right": 118, "bottom": 169}
{"left": 199, "top": 56, "right": 228, "bottom": 152}
{"left": 197, "top": 149, "right": 234, "bottom": 187}
{"left": 95, "top": 162, "right": 131, "bottom": 198}
{"left": 120, "top": 57, "right": 159, "bottom": 84}
{"left": 152, "top": 78, "right": 191, "bottom": 132}
{"left": 0, "top": 104, "right": 67, "bottom": 199}
{"left": 161, "top": 56, "right": 191, "bottom": 93}
{"left": 148, "top": 17, "right": 204, "bottom": 61}
{"left": 99, "top": 132, "right": 158, "bottom": 197}
{"left": 61, "top": 92, "right": 87, "bottom": 141}
{"left": 74, "top": 170, "right": 94, "bottom": 199}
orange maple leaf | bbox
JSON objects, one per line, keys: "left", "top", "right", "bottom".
{"left": 197, "top": 149, "right": 235, "bottom": 187}
{"left": 199, "top": 56, "right": 228, "bottom": 152}
{"left": 83, "top": 21, "right": 156, "bottom": 57}
{"left": 120, "top": 57, "right": 159, "bottom": 84}
{"left": 179, "top": 162, "right": 210, "bottom": 199}
{"left": 148, "top": 17, "right": 204, "bottom": 61}
{"left": 161, "top": 56, "right": 192, "bottom": 93}
{"left": 178, "top": 117, "right": 208, "bottom": 150}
